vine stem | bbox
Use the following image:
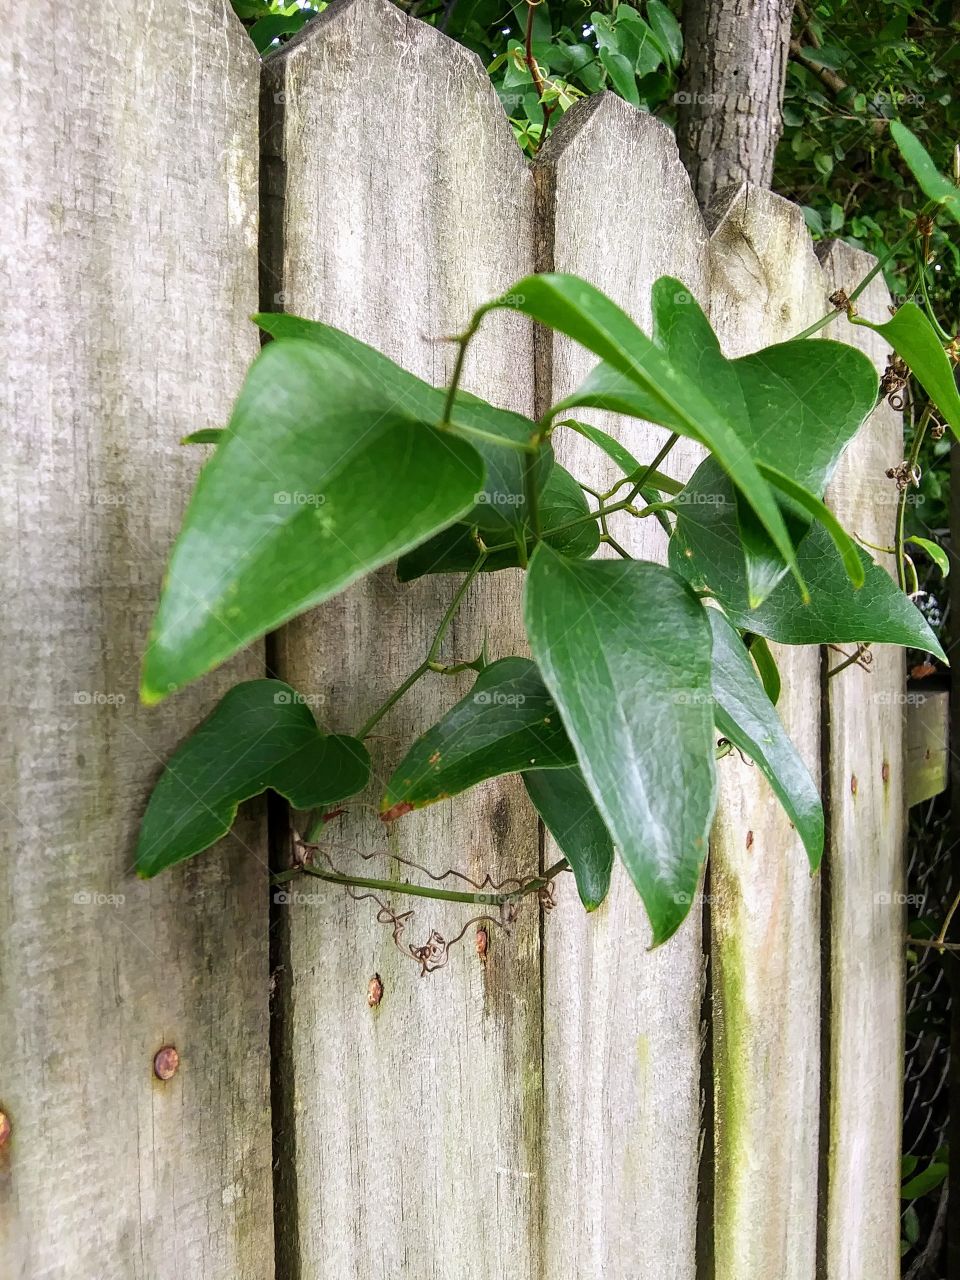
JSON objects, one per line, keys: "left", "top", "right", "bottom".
{"left": 358, "top": 551, "right": 488, "bottom": 739}
{"left": 480, "top": 497, "right": 670, "bottom": 556}
{"left": 301, "top": 554, "right": 487, "bottom": 842}
{"left": 893, "top": 406, "right": 932, "bottom": 591}
{"left": 791, "top": 225, "right": 918, "bottom": 341}
{"left": 623, "top": 432, "right": 680, "bottom": 506}
{"left": 523, "top": 0, "right": 555, "bottom": 152}
{"left": 272, "top": 857, "right": 570, "bottom": 906}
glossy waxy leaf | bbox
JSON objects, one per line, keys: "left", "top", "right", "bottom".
{"left": 890, "top": 122, "right": 960, "bottom": 225}
{"left": 708, "top": 610, "right": 824, "bottom": 867}
{"left": 137, "top": 680, "right": 370, "bottom": 877}
{"left": 748, "top": 635, "right": 781, "bottom": 705}
{"left": 141, "top": 340, "right": 484, "bottom": 702}
{"left": 254, "top": 311, "right": 552, "bottom": 535}
{"left": 524, "top": 545, "right": 717, "bottom": 945}
{"left": 668, "top": 329, "right": 877, "bottom": 606}
{"left": 481, "top": 274, "right": 802, "bottom": 585}
{"left": 380, "top": 658, "right": 577, "bottom": 817}
{"left": 852, "top": 303, "right": 960, "bottom": 441}
{"left": 701, "top": 522, "right": 947, "bottom": 659}
{"left": 907, "top": 535, "right": 949, "bottom": 577}
{"left": 524, "top": 767, "right": 614, "bottom": 911}
{"left": 396, "top": 462, "right": 599, "bottom": 580}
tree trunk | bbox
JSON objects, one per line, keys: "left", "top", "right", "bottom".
{"left": 677, "top": 0, "right": 796, "bottom": 209}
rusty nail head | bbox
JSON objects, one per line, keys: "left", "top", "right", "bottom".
{"left": 367, "top": 975, "right": 383, "bottom": 1008}
{"left": 745, "top": 829, "right": 754, "bottom": 851}
{"left": 851, "top": 774, "right": 858, "bottom": 796}
{"left": 882, "top": 761, "right": 890, "bottom": 784}
{"left": 153, "top": 1046, "right": 179, "bottom": 1080}
{"left": 476, "top": 927, "right": 489, "bottom": 961}
{"left": 0, "top": 1112, "right": 10, "bottom": 1147}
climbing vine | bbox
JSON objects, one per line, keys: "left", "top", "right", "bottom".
{"left": 136, "top": 127, "right": 956, "bottom": 959}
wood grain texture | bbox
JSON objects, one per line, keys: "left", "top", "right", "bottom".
{"left": 706, "top": 185, "right": 824, "bottom": 1280}
{"left": 905, "top": 690, "right": 949, "bottom": 807}
{"left": 0, "top": 3, "right": 272, "bottom": 1278}
{"left": 261, "top": 3, "right": 543, "bottom": 1276}
{"left": 535, "top": 95, "right": 708, "bottom": 1280}
{"left": 819, "top": 240, "right": 906, "bottom": 1280}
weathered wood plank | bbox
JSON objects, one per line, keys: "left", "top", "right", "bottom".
{"left": 706, "top": 185, "right": 824, "bottom": 1280}
{"left": 0, "top": 3, "right": 272, "bottom": 1278}
{"left": 905, "top": 690, "right": 949, "bottom": 807}
{"left": 819, "top": 240, "right": 906, "bottom": 1280}
{"left": 261, "top": 3, "right": 543, "bottom": 1276}
{"left": 535, "top": 95, "right": 708, "bottom": 1280}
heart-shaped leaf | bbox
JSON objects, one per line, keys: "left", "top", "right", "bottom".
{"left": 480, "top": 274, "right": 803, "bottom": 589}
{"left": 137, "top": 680, "right": 370, "bottom": 877}
{"left": 524, "top": 545, "right": 717, "bottom": 945}
{"left": 381, "top": 658, "right": 577, "bottom": 818}
{"left": 254, "top": 312, "right": 552, "bottom": 535}
{"left": 141, "top": 339, "right": 484, "bottom": 702}
{"left": 524, "top": 766, "right": 614, "bottom": 911}
{"left": 695, "top": 522, "right": 947, "bottom": 659}
{"left": 708, "top": 609, "right": 823, "bottom": 867}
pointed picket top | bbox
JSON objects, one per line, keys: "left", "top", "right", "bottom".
{"left": 707, "top": 182, "right": 826, "bottom": 350}
{"left": 265, "top": 0, "right": 529, "bottom": 181}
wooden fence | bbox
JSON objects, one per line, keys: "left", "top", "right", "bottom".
{"left": 0, "top": 1, "right": 909, "bottom": 1277}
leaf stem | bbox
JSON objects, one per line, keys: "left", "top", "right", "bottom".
{"left": 791, "top": 226, "right": 917, "bottom": 341}
{"left": 623, "top": 432, "right": 680, "bottom": 506}
{"left": 355, "top": 552, "right": 488, "bottom": 741}
{"left": 440, "top": 318, "right": 480, "bottom": 426}
{"left": 894, "top": 406, "right": 931, "bottom": 591}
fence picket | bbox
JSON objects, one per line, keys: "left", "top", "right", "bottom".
{"left": 706, "top": 185, "right": 825, "bottom": 1280}
{"left": 819, "top": 240, "right": 906, "bottom": 1280}
{"left": 0, "top": 3, "right": 271, "bottom": 1277}
{"left": 261, "top": 3, "right": 544, "bottom": 1275}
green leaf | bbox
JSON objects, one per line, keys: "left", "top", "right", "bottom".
{"left": 524, "top": 767, "right": 614, "bottom": 911}
{"left": 254, "top": 312, "right": 551, "bottom": 535}
{"left": 599, "top": 47, "right": 640, "bottom": 106}
{"left": 524, "top": 545, "right": 717, "bottom": 945}
{"left": 181, "top": 428, "right": 225, "bottom": 446}
{"left": 483, "top": 275, "right": 803, "bottom": 590}
{"left": 708, "top": 610, "right": 824, "bottom": 867}
{"left": 759, "top": 463, "right": 865, "bottom": 588}
{"left": 901, "top": 1162, "right": 948, "bottom": 1198}
{"left": 249, "top": 11, "right": 310, "bottom": 51}
{"left": 852, "top": 303, "right": 960, "bottom": 441}
{"left": 907, "top": 534, "right": 949, "bottom": 576}
{"left": 690, "top": 522, "right": 947, "bottom": 660}
{"left": 890, "top": 121, "right": 960, "bottom": 224}
{"left": 136, "top": 680, "right": 370, "bottom": 877}
{"left": 380, "top": 658, "right": 577, "bottom": 817}
{"left": 748, "top": 635, "right": 781, "bottom": 705}
{"left": 670, "top": 333, "right": 877, "bottom": 606}
{"left": 142, "top": 340, "right": 484, "bottom": 702}
{"left": 396, "top": 461, "right": 600, "bottom": 579}
{"left": 645, "top": 0, "right": 683, "bottom": 67}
